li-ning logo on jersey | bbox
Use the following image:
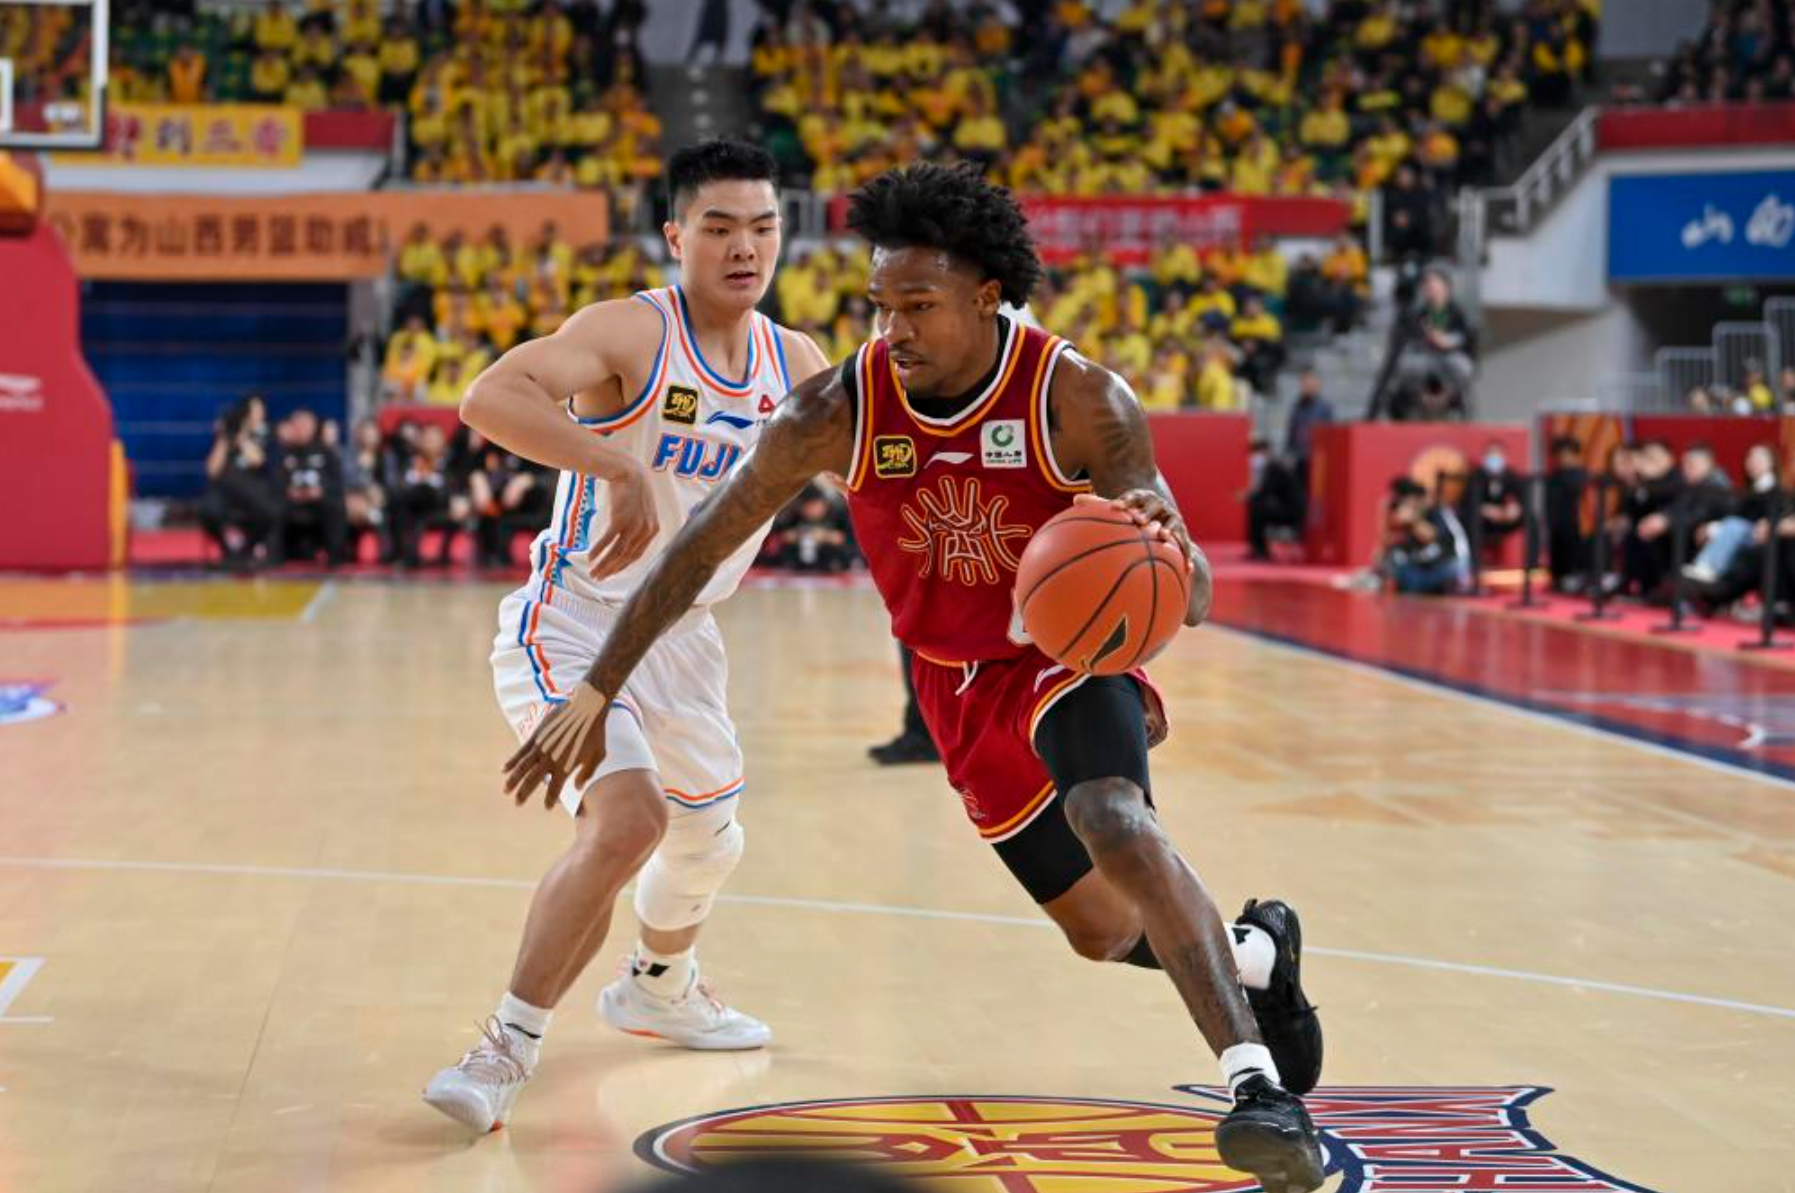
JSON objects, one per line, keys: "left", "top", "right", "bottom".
{"left": 898, "top": 475, "right": 1032, "bottom": 587}
{"left": 663, "top": 385, "right": 700, "bottom": 425}
{"left": 874, "top": 435, "right": 918, "bottom": 479}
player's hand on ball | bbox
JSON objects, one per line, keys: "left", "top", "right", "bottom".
{"left": 1078, "top": 491, "right": 1194, "bottom": 572}
{"left": 503, "top": 683, "right": 612, "bottom": 811}
{"left": 589, "top": 463, "right": 660, "bottom": 582}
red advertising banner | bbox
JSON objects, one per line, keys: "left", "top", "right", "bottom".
{"left": 826, "top": 193, "right": 1350, "bottom": 264}
{"left": 1018, "top": 195, "right": 1351, "bottom": 264}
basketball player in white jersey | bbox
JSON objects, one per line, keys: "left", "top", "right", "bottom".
{"left": 423, "top": 140, "right": 831, "bottom": 1133}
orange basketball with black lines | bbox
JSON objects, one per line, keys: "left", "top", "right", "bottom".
{"left": 1015, "top": 504, "right": 1189, "bottom": 676}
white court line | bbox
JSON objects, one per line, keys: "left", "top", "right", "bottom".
{"left": 1, "top": 854, "right": 1791, "bottom": 1021}
{"left": 1209, "top": 624, "right": 1795, "bottom": 795}
{"left": 298, "top": 580, "right": 338, "bottom": 625}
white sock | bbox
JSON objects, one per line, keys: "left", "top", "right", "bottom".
{"left": 631, "top": 943, "right": 696, "bottom": 999}
{"left": 495, "top": 991, "right": 550, "bottom": 1067}
{"left": 1231, "top": 922, "right": 1276, "bottom": 991}
{"left": 1221, "top": 1042, "right": 1282, "bottom": 1096}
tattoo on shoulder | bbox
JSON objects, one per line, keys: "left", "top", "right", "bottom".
{"left": 1053, "top": 353, "right": 1155, "bottom": 488}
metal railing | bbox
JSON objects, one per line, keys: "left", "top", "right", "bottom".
{"left": 1656, "top": 346, "right": 1716, "bottom": 410}
{"left": 1457, "top": 106, "right": 1600, "bottom": 264}
{"left": 1712, "top": 321, "right": 1782, "bottom": 396}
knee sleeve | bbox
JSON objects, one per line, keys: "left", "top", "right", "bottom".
{"left": 632, "top": 803, "right": 745, "bottom": 931}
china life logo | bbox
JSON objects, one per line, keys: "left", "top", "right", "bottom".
{"left": 982, "top": 419, "right": 1026, "bottom": 469}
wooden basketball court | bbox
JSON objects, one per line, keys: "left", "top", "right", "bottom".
{"left": 2, "top": 574, "right": 1792, "bottom": 1193}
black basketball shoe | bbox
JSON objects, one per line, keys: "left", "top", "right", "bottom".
{"left": 1216, "top": 1075, "right": 1328, "bottom": 1193}
{"left": 1237, "top": 898, "right": 1323, "bottom": 1095}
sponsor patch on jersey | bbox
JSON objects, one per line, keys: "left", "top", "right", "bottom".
{"left": 638, "top": 1086, "right": 1661, "bottom": 1192}
{"left": 982, "top": 419, "right": 1026, "bottom": 468}
{"left": 874, "top": 435, "right": 918, "bottom": 478}
{"left": 662, "top": 385, "right": 700, "bottom": 425}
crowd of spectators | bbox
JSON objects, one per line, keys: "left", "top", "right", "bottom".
{"left": 1355, "top": 434, "right": 1795, "bottom": 622}
{"left": 770, "top": 233, "right": 1372, "bottom": 410}
{"left": 380, "top": 219, "right": 665, "bottom": 405}
{"left": 89, "top": 0, "right": 662, "bottom": 193}
{"left": 1566, "top": 437, "right": 1795, "bottom": 622}
{"left": 1684, "top": 365, "right": 1795, "bottom": 416}
{"left": 200, "top": 393, "right": 554, "bottom": 570}
{"left": 198, "top": 392, "right": 865, "bottom": 575}
{"left": 1642, "top": 0, "right": 1795, "bottom": 107}
{"left": 749, "top": 0, "right": 1598, "bottom": 257}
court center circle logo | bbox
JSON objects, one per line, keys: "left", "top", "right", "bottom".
{"left": 637, "top": 1088, "right": 1661, "bottom": 1193}
{"left": 639, "top": 1094, "right": 1256, "bottom": 1192}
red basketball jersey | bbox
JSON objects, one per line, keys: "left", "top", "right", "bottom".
{"left": 843, "top": 317, "right": 1091, "bottom": 663}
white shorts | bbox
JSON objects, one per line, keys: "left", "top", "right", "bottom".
{"left": 492, "top": 584, "right": 744, "bottom": 818}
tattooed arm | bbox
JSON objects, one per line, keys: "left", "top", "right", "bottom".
{"left": 1048, "top": 352, "right": 1212, "bottom": 627}
{"left": 501, "top": 366, "right": 857, "bottom": 805}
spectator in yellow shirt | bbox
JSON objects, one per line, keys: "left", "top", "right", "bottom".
{"left": 530, "top": 292, "right": 569, "bottom": 338}
{"left": 250, "top": 50, "right": 290, "bottom": 103}
{"left": 1141, "top": 346, "right": 1190, "bottom": 412}
{"left": 952, "top": 90, "right": 1006, "bottom": 170}
{"left": 1149, "top": 290, "right": 1195, "bottom": 343}
{"left": 293, "top": 24, "right": 336, "bottom": 72}
{"left": 285, "top": 68, "right": 329, "bottom": 112}
{"left": 426, "top": 352, "right": 477, "bottom": 407}
{"left": 1188, "top": 274, "right": 1238, "bottom": 327}
{"left": 342, "top": 42, "right": 382, "bottom": 105}
{"left": 1104, "top": 307, "right": 1154, "bottom": 381}
{"left": 378, "top": 18, "right": 421, "bottom": 105}
{"left": 254, "top": 0, "right": 298, "bottom": 52}
{"left": 398, "top": 224, "right": 448, "bottom": 289}
{"left": 1231, "top": 294, "right": 1285, "bottom": 396}
{"left": 1243, "top": 238, "right": 1288, "bottom": 298}
{"left": 1195, "top": 338, "right": 1241, "bottom": 410}
{"left": 1299, "top": 92, "right": 1352, "bottom": 154}
{"left": 168, "top": 47, "right": 207, "bottom": 104}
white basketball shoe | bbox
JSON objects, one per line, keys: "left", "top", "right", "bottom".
{"left": 422, "top": 1017, "right": 535, "bottom": 1133}
{"left": 598, "top": 966, "right": 771, "bottom": 1050}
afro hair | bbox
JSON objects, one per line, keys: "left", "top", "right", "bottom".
{"left": 845, "top": 162, "right": 1044, "bottom": 307}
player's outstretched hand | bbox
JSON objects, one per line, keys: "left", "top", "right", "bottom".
{"left": 502, "top": 683, "right": 612, "bottom": 812}
{"left": 589, "top": 463, "right": 660, "bottom": 582}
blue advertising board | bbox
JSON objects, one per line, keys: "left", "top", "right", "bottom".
{"left": 1609, "top": 170, "right": 1795, "bottom": 282}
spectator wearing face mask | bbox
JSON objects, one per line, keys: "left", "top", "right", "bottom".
{"left": 1462, "top": 439, "right": 1524, "bottom": 557}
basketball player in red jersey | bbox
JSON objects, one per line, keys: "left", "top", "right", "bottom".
{"left": 502, "top": 164, "right": 1328, "bottom": 1192}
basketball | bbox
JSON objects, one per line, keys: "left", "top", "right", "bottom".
{"left": 1015, "top": 503, "right": 1190, "bottom": 676}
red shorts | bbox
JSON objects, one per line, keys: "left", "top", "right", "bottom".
{"left": 912, "top": 648, "right": 1163, "bottom": 843}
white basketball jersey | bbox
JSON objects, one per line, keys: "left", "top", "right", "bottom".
{"left": 523, "top": 285, "right": 795, "bottom": 611}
